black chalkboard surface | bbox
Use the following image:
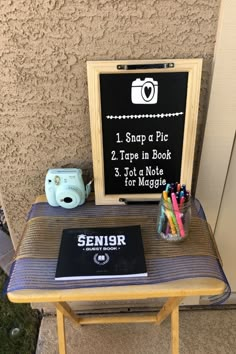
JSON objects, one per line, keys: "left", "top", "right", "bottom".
{"left": 87, "top": 60, "right": 202, "bottom": 204}
{"left": 100, "top": 72, "right": 188, "bottom": 195}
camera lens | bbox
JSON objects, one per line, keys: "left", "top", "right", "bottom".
{"left": 56, "top": 187, "right": 84, "bottom": 209}
{"left": 64, "top": 197, "right": 73, "bottom": 203}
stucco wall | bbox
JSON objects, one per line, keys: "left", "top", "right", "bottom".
{"left": 0, "top": 0, "right": 220, "bottom": 247}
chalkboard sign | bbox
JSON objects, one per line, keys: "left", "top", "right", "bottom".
{"left": 87, "top": 59, "right": 202, "bottom": 205}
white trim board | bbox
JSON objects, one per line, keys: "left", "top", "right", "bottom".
{"left": 196, "top": 0, "right": 236, "bottom": 231}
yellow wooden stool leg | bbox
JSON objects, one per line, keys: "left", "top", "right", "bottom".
{"left": 156, "top": 297, "right": 183, "bottom": 325}
{"left": 56, "top": 302, "right": 80, "bottom": 326}
{"left": 171, "top": 305, "right": 180, "bottom": 354}
{"left": 56, "top": 307, "right": 67, "bottom": 354}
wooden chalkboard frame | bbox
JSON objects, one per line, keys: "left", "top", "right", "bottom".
{"left": 87, "top": 59, "right": 202, "bottom": 205}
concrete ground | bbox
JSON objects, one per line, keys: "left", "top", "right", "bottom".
{"left": 36, "top": 309, "right": 236, "bottom": 354}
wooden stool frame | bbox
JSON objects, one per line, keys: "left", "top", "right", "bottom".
{"left": 8, "top": 277, "right": 225, "bottom": 354}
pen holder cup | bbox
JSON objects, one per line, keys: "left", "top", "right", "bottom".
{"left": 156, "top": 197, "right": 192, "bottom": 242}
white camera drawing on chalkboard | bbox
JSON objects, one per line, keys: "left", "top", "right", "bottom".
{"left": 131, "top": 78, "right": 158, "bottom": 104}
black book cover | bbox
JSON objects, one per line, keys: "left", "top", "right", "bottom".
{"left": 55, "top": 225, "right": 147, "bottom": 280}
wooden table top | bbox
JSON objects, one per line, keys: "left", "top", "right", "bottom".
{"left": 7, "top": 195, "right": 227, "bottom": 304}
{"left": 8, "top": 277, "right": 225, "bottom": 303}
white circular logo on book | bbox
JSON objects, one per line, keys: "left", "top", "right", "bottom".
{"left": 93, "top": 253, "right": 110, "bottom": 266}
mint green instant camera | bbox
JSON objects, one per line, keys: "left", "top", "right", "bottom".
{"left": 45, "top": 168, "right": 91, "bottom": 209}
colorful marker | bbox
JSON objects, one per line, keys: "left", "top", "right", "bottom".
{"left": 171, "top": 193, "right": 185, "bottom": 237}
{"left": 163, "top": 190, "right": 168, "bottom": 201}
{"left": 180, "top": 196, "right": 185, "bottom": 206}
{"left": 167, "top": 197, "right": 179, "bottom": 236}
{"left": 165, "top": 210, "right": 176, "bottom": 235}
